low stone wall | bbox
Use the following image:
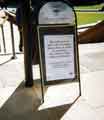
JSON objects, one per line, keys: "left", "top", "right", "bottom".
{"left": 78, "top": 20, "right": 104, "bottom": 44}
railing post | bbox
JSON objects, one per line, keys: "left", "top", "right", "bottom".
{"left": 10, "top": 22, "right": 16, "bottom": 59}
{"left": 1, "top": 24, "right": 6, "bottom": 53}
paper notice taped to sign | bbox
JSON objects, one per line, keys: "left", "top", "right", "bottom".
{"left": 44, "top": 34, "right": 75, "bottom": 81}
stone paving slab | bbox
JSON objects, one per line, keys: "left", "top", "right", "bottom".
{"left": 81, "top": 71, "right": 104, "bottom": 108}
{"left": 0, "top": 87, "right": 17, "bottom": 108}
{"left": 95, "top": 107, "right": 104, "bottom": 120}
{"left": 61, "top": 97, "right": 102, "bottom": 120}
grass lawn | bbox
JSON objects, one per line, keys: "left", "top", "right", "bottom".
{"left": 75, "top": 3, "right": 104, "bottom": 25}
{"left": 75, "top": 3, "right": 104, "bottom": 10}
{"left": 76, "top": 12, "right": 104, "bottom": 25}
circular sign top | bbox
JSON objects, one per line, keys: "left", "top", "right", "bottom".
{"left": 39, "top": 1, "right": 75, "bottom": 24}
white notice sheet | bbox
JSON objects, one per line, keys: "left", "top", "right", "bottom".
{"left": 44, "top": 34, "right": 75, "bottom": 81}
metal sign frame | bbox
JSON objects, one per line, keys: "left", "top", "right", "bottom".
{"left": 37, "top": 24, "right": 79, "bottom": 85}
{"left": 37, "top": 0, "right": 81, "bottom": 103}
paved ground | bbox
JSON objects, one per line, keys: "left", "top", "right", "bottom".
{"left": 0, "top": 21, "right": 104, "bottom": 119}
{"left": 61, "top": 43, "right": 104, "bottom": 120}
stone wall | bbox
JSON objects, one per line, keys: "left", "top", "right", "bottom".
{"left": 78, "top": 20, "right": 104, "bottom": 44}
